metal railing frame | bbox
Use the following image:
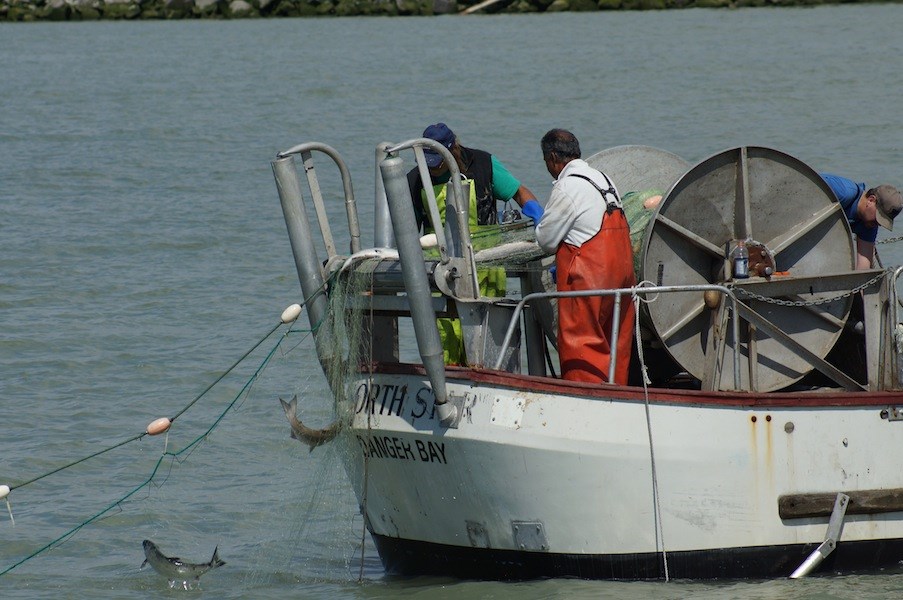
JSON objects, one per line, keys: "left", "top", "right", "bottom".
{"left": 493, "top": 284, "right": 742, "bottom": 390}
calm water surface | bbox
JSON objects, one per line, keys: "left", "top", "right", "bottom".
{"left": 2, "top": 7, "right": 903, "bottom": 598}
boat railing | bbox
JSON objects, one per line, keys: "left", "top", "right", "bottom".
{"left": 275, "top": 142, "right": 361, "bottom": 258}
{"left": 374, "top": 139, "right": 484, "bottom": 426}
{"left": 493, "top": 284, "right": 743, "bottom": 390}
{"left": 272, "top": 142, "right": 363, "bottom": 382}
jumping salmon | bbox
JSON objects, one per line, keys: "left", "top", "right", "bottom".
{"left": 279, "top": 395, "right": 340, "bottom": 452}
{"left": 141, "top": 539, "right": 224, "bottom": 589}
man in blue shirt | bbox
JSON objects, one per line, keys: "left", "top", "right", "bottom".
{"left": 821, "top": 174, "right": 903, "bottom": 270}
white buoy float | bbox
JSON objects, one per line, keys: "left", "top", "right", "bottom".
{"left": 419, "top": 233, "right": 438, "bottom": 249}
{"left": 281, "top": 303, "right": 302, "bottom": 324}
{"left": 1, "top": 485, "right": 13, "bottom": 526}
{"left": 146, "top": 417, "right": 172, "bottom": 436}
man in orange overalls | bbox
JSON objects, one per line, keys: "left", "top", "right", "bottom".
{"left": 534, "top": 129, "right": 636, "bottom": 385}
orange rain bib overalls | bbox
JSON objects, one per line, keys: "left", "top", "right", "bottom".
{"left": 555, "top": 175, "right": 636, "bottom": 384}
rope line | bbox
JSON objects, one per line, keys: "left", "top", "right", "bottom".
{"left": 358, "top": 267, "right": 376, "bottom": 582}
{"left": 170, "top": 320, "right": 284, "bottom": 421}
{"left": 632, "top": 285, "right": 670, "bottom": 581}
{"left": 0, "top": 315, "right": 312, "bottom": 578}
{"left": 1, "top": 452, "right": 172, "bottom": 577}
{"left": 9, "top": 433, "right": 147, "bottom": 492}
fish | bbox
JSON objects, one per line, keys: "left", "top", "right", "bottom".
{"left": 279, "top": 395, "right": 341, "bottom": 452}
{"left": 141, "top": 539, "right": 224, "bottom": 589}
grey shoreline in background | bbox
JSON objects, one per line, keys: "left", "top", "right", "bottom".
{"left": 1, "top": 0, "right": 895, "bottom": 21}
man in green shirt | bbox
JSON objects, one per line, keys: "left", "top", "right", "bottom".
{"left": 405, "top": 123, "right": 543, "bottom": 365}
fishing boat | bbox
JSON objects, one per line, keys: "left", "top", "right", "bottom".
{"left": 271, "top": 139, "right": 903, "bottom": 580}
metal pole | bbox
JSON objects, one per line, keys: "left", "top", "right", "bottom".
{"left": 374, "top": 143, "right": 395, "bottom": 248}
{"left": 380, "top": 155, "right": 455, "bottom": 426}
{"left": 277, "top": 141, "right": 361, "bottom": 255}
{"left": 789, "top": 492, "right": 849, "bottom": 578}
{"left": 272, "top": 155, "right": 335, "bottom": 372}
{"left": 608, "top": 292, "right": 622, "bottom": 383}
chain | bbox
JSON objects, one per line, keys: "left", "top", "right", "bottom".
{"left": 878, "top": 235, "right": 903, "bottom": 245}
{"left": 731, "top": 271, "right": 886, "bottom": 307}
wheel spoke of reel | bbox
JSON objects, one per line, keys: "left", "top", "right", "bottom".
{"left": 658, "top": 300, "right": 706, "bottom": 342}
{"left": 795, "top": 298, "right": 847, "bottom": 329}
{"left": 654, "top": 214, "right": 725, "bottom": 258}
{"left": 734, "top": 147, "right": 752, "bottom": 241}
{"left": 766, "top": 203, "right": 843, "bottom": 255}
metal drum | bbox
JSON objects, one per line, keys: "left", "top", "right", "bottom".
{"left": 640, "top": 146, "right": 856, "bottom": 392}
{"left": 585, "top": 144, "right": 691, "bottom": 199}
{"left": 586, "top": 145, "right": 692, "bottom": 280}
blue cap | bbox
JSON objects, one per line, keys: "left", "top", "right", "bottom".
{"left": 422, "top": 123, "right": 455, "bottom": 168}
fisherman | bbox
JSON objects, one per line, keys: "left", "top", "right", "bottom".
{"left": 821, "top": 173, "right": 903, "bottom": 269}
{"left": 534, "top": 128, "right": 636, "bottom": 385}
{"left": 406, "top": 122, "right": 542, "bottom": 365}
{"left": 407, "top": 122, "right": 542, "bottom": 235}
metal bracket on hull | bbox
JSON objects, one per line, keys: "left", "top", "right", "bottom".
{"left": 881, "top": 406, "right": 903, "bottom": 421}
{"left": 441, "top": 393, "right": 465, "bottom": 429}
{"left": 512, "top": 521, "right": 548, "bottom": 552}
{"left": 789, "top": 492, "right": 850, "bottom": 579}
{"left": 466, "top": 521, "right": 491, "bottom": 549}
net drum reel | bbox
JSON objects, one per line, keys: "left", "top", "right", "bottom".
{"left": 641, "top": 146, "right": 856, "bottom": 392}
{"left": 585, "top": 145, "right": 691, "bottom": 202}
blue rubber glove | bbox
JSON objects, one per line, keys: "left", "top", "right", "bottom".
{"left": 549, "top": 265, "right": 557, "bottom": 283}
{"left": 521, "top": 200, "right": 544, "bottom": 224}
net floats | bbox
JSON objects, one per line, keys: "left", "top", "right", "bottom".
{"left": 1, "top": 485, "right": 12, "bottom": 526}
{"left": 146, "top": 417, "right": 172, "bottom": 436}
{"left": 419, "top": 233, "right": 438, "bottom": 249}
{"left": 703, "top": 290, "right": 722, "bottom": 309}
{"left": 281, "top": 303, "right": 302, "bottom": 323}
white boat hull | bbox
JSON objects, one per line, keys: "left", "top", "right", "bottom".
{"left": 339, "top": 366, "right": 903, "bottom": 579}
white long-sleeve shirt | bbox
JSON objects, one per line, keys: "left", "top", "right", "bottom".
{"left": 535, "top": 159, "right": 623, "bottom": 253}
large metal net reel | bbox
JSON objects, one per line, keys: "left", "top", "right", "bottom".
{"left": 585, "top": 145, "right": 691, "bottom": 202}
{"left": 641, "top": 146, "right": 856, "bottom": 392}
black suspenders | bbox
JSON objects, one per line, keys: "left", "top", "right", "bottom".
{"left": 567, "top": 172, "right": 621, "bottom": 214}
